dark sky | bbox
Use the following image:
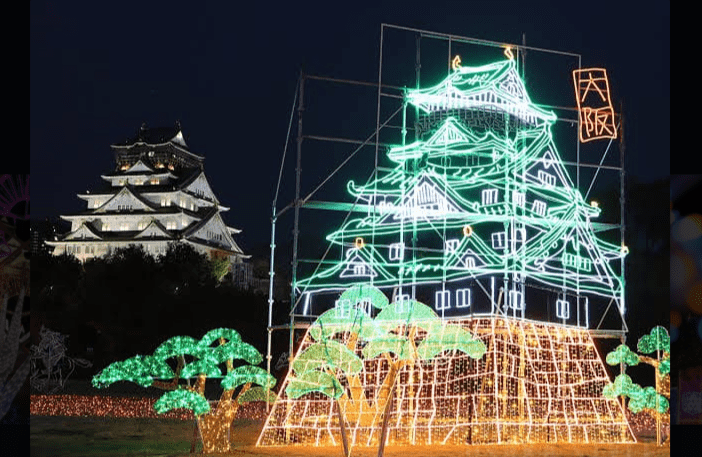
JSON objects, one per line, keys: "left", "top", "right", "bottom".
{"left": 30, "top": 0, "right": 670, "bottom": 256}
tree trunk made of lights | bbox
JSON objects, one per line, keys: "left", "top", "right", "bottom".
{"left": 196, "top": 383, "right": 250, "bottom": 453}
{"left": 197, "top": 411, "right": 232, "bottom": 454}
{"left": 337, "top": 400, "right": 350, "bottom": 457}
{"left": 377, "top": 383, "right": 397, "bottom": 457}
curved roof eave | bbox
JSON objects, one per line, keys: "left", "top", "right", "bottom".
{"left": 111, "top": 140, "right": 205, "bottom": 162}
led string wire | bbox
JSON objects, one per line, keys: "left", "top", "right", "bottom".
{"left": 583, "top": 124, "right": 620, "bottom": 202}
{"left": 294, "top": 124, "right": 624, "bottom": 298}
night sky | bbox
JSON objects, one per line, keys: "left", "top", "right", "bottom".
{"left": 31, "top": 1, "right": 669, "bottom": 250}
{"left": 28, "top": 0, "right": 672, "bottom": 419}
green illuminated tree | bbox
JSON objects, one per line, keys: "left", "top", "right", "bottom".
{"left": 92, "top": 328, "right": 276, "bottom": 453}
{"left": 603, "top": 325, "right": 670, "bottom": 445}
{"left": 285, "top": 284, "right": 486, "bottom": 456}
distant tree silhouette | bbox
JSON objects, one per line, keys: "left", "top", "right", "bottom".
{"left": 33, "top": 243, "right": 276, "bottom": 376}
{"left": 33, "top": 252, "right": 82, "bottom": 314}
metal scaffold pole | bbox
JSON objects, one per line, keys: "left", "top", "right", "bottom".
{"left": 289, "top": 72, "right": 304, "bottom": 368}
{"left": 619, "top": 101, "right": 627, "bottom": 408}
{"left": 266, "top": 72, "right": 300, "bottom": 406}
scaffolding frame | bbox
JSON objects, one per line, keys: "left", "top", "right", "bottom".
{"left": 265, "top": 24, "right": 628, "bottom": 385}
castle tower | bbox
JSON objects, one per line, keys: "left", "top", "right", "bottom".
{"left": 45, "top": 124, "right": 249, "bottom": 272}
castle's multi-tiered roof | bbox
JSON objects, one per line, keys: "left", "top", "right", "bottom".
{"left": 46, "top": 125, "right": 248, "bottom": 267}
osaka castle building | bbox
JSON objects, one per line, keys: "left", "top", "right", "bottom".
{"left": 46, "top": 124, "right": 249, "bottom": 272}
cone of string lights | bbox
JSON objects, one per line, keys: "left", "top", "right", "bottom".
{"left": 258, "top": 286, "right": 634, "bottom": 447}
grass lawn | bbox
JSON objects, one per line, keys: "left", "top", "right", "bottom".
{"left": 31, "top": 414, "right": 671, "bottom": 457}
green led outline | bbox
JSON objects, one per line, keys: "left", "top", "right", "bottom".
{"left": 295, "top": 57, "right": 626, "bottom": 317}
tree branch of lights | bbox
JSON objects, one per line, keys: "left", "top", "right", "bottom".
{"left": 92, "top": 328, "right": 277, "bottom": 454}
{"left": 603, "top": 326, "right": 670, "bottom": 446}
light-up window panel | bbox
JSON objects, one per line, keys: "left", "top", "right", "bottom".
{"left": 556, "top": 299, "right": 570, "bottom": 319}
{"left": 435, "top": 290, "right": 451, "bottom": 310}
{"left": 456, "top": 288, "right": 472, "bottom": 308}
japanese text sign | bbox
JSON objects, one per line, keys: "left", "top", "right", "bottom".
{"left": 573, "top": 68, "right": 617, "bottom": 143}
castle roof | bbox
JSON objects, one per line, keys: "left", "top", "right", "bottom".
{"left": 406, "top": 58, "right": 556, "bottom": 125}
{"left": 114, "top": 123, "right": 187, "bottom": 148}
{"left": 111, "top": 123, "right": 204, "bottom": 163}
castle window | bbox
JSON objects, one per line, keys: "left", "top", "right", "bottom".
{"left": 532, "top": 200, "right": 547, "bottom": 217}
{"left": 463, "top": 256, "right": 476, "bottom": 268}
{"left": 335, "top": 300, "right": 351, "bottom": 318}
{"left": 538, "top": 170, "right": 556, "bottom": 187}
{"left": 444, "top": 239, "right": 459, "bottom": 254}
{"left": 509, "top": 290, "right": 524, "bottom": 310}
{"left": 150, "top": 178, "right": 159, "bottom": 185}
{"left": 394, "top": 294, "right": 410, "bottom": 313}
{"left": 491, "top": 232, "right": 506, "bottom": 250}
{"left": 435, "top": 290, "right": 451, "bottom": 311}
{"left": 556, "top": 299, "right": 570, "bottom": 319}
{"left": 389, "top": 242, "right": 404, "bottom": 261}
{"left": 456, "top": 288, "right": 472, "bottom": 308}
{"left": 482, "top": 189, "right": 498, "bottom": 205}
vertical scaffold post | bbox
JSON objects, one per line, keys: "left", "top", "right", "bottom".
{"left": 618, "top": 101, "right": 627, "bottom": 400}
{"left": 289, "top": 72, "right": 304, "bottom": 368}
{"left": 266, "top": 213, "right": 276, "bottom": 412}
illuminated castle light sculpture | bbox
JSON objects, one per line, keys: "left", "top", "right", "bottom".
{"left": 45, "top": 124, "right": 249, "bottom": 274}
{"left": 259, "top": 56, "right": 634, "bottom": 446}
